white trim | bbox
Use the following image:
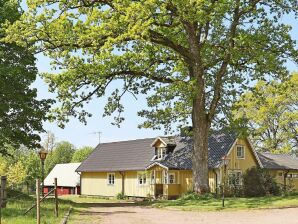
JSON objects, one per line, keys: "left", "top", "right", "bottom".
{"left": 150, "top": 137, "right": 167, "bottom": 147}
{"left": 236, "top": 145, "right": 245, "bottom": 159}
{"left": 145, "top": 162, "right": 168, "bottom": 170}
{"left": 226, "top": 139, "right": 238, "bottom": 158}
{"left": 168, "top": 172, "right": 175, "bottom": 184}
{"left": 137, "top": 172, "right": 147, "bottom": 186}
{"left": 223, "top": 137, "right": 263, "bottom": 168}
{"left": 107, "top": 172, "right": 115, "bottom": 185}
{"left": 228, "top": 170, "right": 243, "bottom": 186}
{"left": 247, "top": 138, "right": 263, "bottom": 168}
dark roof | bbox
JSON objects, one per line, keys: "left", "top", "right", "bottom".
{"left": 258, "top": 152, "right": 298, "bottom": 170}
{"left": 76, "top": 138, "right": 155, "bottom": 172}
{"left": 157, "top": 131, "right": 237, "bottom": 169}
{"left": 77, "top": 131, "right": 238, "bottom": 172}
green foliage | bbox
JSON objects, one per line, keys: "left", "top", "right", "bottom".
{"left": 7, "top": 161, "right": 26, "bottom": 187}
{"left": 0, "top": 0, "right": 52, "bottom": 154}
{"left": 242, "top": 167, "right": 280, "bottom": 197}
{"left": 7, "top": 188, "right": 32, "bottom": 200}
{"left": 71, "top": 146, "right": 93, "bottom": 162}
{"left": 116, "top": 192, "right": 128, "bottom": 200}
{"left": 0, "top": 146, "right": 40, "bottom": 188}
{"left": 45, "top": 141, "right": 75, "bottom": 174}
{"left": 3, "top": 0, "right": 297, "bottom": 132}
{"left": 3, "top": 0, "right": 297, "bottom": 191}
{"left": 233, "top": 73, "right": 298, "bottom": 154}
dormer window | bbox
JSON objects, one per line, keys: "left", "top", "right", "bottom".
{"left": 157, "top": 147, "right": 167, "bottom": 159}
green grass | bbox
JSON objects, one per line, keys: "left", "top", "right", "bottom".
{"left": 149, "top": 194, "right": 298, "bottom": 211}
{"left": 1, "top": 196, "right": 74, "bottom": 224}
{"left": 60, "top": 195, "right": 122, "bottom": 203}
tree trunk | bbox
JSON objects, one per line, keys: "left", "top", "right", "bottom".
{"left": 192, "top": 95, "right": 210, "bottom": 194}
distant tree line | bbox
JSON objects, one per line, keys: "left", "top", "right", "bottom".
{"left": 0, "top": 132, "right": 93, "bottom": 193}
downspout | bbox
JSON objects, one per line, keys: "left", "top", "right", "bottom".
{"left": 213, "top": 169, "right": 218, "bottom": 195}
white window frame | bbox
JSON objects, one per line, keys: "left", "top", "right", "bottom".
{"left": 157, "top": 147, "right": 167, "bottom": 160}
{"left": 163, "top": 170, "right": 168, "bottom": 184}
{"left": 236, "top": 145, "right": 245, "bottom": 159}
{"left": 168, "top": 173, "right": 175, "bottom": 184}
{"left": 107, "top": 173, "right": 115, "bottom": 185}
{"left": 228, "top": 170, "right": 242, "bottom": 186}
{"left": 137, "top": 172, "right": 147, "bottom": 186}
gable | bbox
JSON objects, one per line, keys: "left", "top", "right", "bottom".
{"left": 44, "top": 163, "right": 81, "bottom": 187}
{"left": 226, "top": 138, "right": 260, "bottom": 170}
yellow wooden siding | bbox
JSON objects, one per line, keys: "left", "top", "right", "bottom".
{"left": 123, "top": 171, "right": 152, "bottom": 197}
{"left": 225, "top": 138, "right": 258, "bottom": 173}
{"left": 81, "top": 171, "right": 152, "bottom": 197}
{"left": 269, "top": 170, "right": 298, "bottom": 191}
{"left": 208, "top": 170, "right": 217, "bottom": 193}
{"left": 81, "top": 172, "right": 122, "bottom": 196}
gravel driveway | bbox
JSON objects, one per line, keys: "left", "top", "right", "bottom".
{"left": 71, "top": 202, "right": 298, "bottom": 224}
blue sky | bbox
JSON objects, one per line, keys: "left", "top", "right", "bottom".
{"left": 32, "top": 12, "right": 298, "bottom": 149}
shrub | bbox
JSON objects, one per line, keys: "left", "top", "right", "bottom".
{"left": 116, "top": 192, "right": 127, "bottom": 200}
{"left": 243, "top": 167, "right": 280, "bottom": 197}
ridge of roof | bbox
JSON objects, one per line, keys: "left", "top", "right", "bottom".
{"left": 96, "top": 137, "right": 159, "bottom": 146}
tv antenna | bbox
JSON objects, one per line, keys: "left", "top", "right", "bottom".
{"left": 90, "top": 131, "right": 102, "bottom": 144}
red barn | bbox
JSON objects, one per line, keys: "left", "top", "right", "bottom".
{"left": 43, "top": 163, "right": 81, "bottom": 195}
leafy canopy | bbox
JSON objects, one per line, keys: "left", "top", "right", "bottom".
{"left": 0, "top": 0, "right": 52, "bottom": 153}
{"left": 233, "top": 72, "right": 298, "bottom": 154}
{"left": 45, "top": 141, "right": 75, "bottom": 174}
{"left": 71, "top": 146, "right": 93, "bottom": 162}
{"left": 3, "top": 0, "right": 297, "bottom": 132}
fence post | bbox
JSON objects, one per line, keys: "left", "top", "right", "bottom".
{"left": 54, "top": 178, "right": 58, "bottom": 217}
{"left": 1, "top": 176, "right": 7, "bottom": 208}
{"left": 36, "top": 179, "right": 40, "bottom": 224}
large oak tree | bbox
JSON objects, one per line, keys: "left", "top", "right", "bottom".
{"left": 0, "top": 0, "right": 51, "bottom": 154}
{"left": 4, "top": 0, "right": 297, "bottom": 192}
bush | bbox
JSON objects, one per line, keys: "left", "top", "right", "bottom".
{"left": 243, "top": 167, "right": 280, "bottom": 197}
{"left": 7, "top": 188, "right": 32, "bottom": 200}
{"left": 116, "top": 192, "right": 128, "bottom": 200}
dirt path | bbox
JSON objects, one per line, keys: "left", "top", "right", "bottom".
{"left": 69, "top": 202, "right": 298, "bottom": 224}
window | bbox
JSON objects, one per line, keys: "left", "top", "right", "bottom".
{"left": 157, "top": 147, "right": 167, "bottom": 159}
{"left": 169, "top": 173, "right": 175, "bottom": 184}
{"left": 278, "top": 172, "right": 283, "bottom": 177}
{"left": 138, "top": 173, "right": 147, "bottom": 185}
{"left": 163, "top": 171, "right": 168, "bottom": 184}
{"left": 151, "top": 171, "right": 155, "bottom": 184}
{"left": 107, "top": 173, "right": 115, "bottom": 185}
{"left": 287, "top": 173, "right": 298, "bottom": 178}
{"left": 236, "top": 145, "right": 245, "bottom": 159}
{"left": 228, "top": 171, "right": 242, "bottom": 186}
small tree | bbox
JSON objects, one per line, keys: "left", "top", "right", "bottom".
{"left": 233, "top": 73, "right": 298, "bottom": 154}
{"left": 243, "top": 167, "right": 280, "bottom": 197}
{"left": 7, "top": 161, "right": 26, "bottom": 188}
{"left": 45, "top": 141, "right": 75, "bottom": 174}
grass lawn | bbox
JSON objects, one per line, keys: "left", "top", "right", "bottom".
{"left": 1, "top": 196, "right": 73, "bottom": 224}
{"left": 149, "top": 194, "right": 298, "bottom": 211}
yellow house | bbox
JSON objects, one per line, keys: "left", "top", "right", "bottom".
{"left": 77, "top": 132, "right": 267, "bottom": 198}
{"left": 258, "top": 153, "right": 298, "bottom": 191}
